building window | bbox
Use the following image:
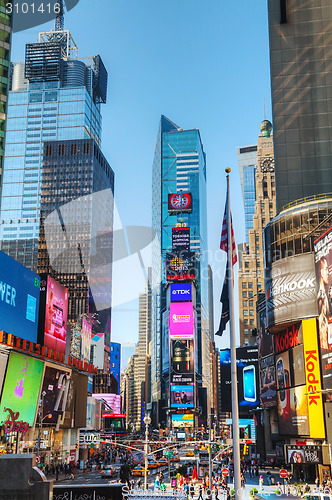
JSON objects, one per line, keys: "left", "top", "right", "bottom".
{"left": 249, "top": 310, "right": 254, "bottom": 316}
{"left": 256, "top": 261, "right": 260, "bottom": 267}
{"left": 245, "top": 262, "right": 249, "bottom": 268}
{"left": 255, "top": 236, "right": 259, "bottom": 242}
{"left": 242, "top": 283, "right": 247, "bottom": 288}
{"left": 257, "top": 282, "right": 262, "bottom": 288}
{"left": 59, "top": 144, "right": 65, "bottom": 155}
{"left": 248, "top": 282, "right": 253, "bottom": 289}
{"left": 45, "top": 145, "right": 53, "bottom": 156}
{"left": 244, "top": 329, "right": 249, "bottom": 335}
{"left": 244, "top": 319, "right": 248, "bottom": 325}
{"left": 243, "top": 310, "right": 248, "bottom": 316}
{"left": 71, "top": 143, "right": 78, "bottom": 155}
{"left": 249, "top": 291, "right": 253, "bottom": 298}
{"left": 84, "top": 142, "right": 91, "bottom": 154}
{"left": 250, "top": 319, "right": 254, "bottom": 325}
{"left": 249, "top": 300, "right": 253, "bottom": 307}
{"left": 243, "top": 301, "right": 247, "bottom": 307}
{"left": 243, "top": 292, "right": 247, "bottom": 298}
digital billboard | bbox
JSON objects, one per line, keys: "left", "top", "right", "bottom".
{"left": 168, "top": 193, "right": 193, "bottom": 214}
{"left": 172, "top": 414, "right": 194, "bottom": 428}
{"left": 39, "top": 276, "right": 68, "bottom": 354}
{"left": 314, "top": 227, "right": 332, "bottom": 390}
{"left": 0, "top": 352, "right": 44, "bottom": 426}
{"left": 265, "top": 254, "right": 317, "bottom": 330}
{"left": 81, "top": 318, "right": 92, "bottom": 363}
{"left": 0, "top": 250, "right": 40, "bottom": 342}
{"left": 171, "top": 339, "right": 194, "bottom": 384}
{"left": 170, "top": 283, "right": 192, "bottom": 302}
{"left": 220, "top": 347, "right": 259, "bottom": 415}
{"left": 172, "top": 227, "right": 190, "bottom": 251}
{"left": 169, "top": 302, "right": 195, "bottom": 338}
{"left": 41, "top": 364, "right": 72, "bottom": 425}
{"left": 286, "top": 445, "right": 322, "bottom": 464}
{"left": 166, "top": 251, "right": 197, "bottom": 283}
{"left": 162, "top": 311, "right": 170, "bottom": 375}
{"left": 170, "top": 385, "right": 194, "bottom": 408}
{"left": 277, "top": 385, "right": 309, "bottom": 436}
{"left": 260, "top": 354, "right": 277, "bottom": 408}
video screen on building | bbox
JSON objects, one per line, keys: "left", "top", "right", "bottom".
{"left": 172, "top": 227, "right": 190, "bottom": 251}
{"left": 0, "top": 352, "right": 44, "bottom": 426}
{"left": 286, "top": 445, "right": 322, "bottom": 464}
{"left": 172, "top": 414, "right": 194, "bottom": 428}
{"left": 81, "top": 318, "right": 92, "bottom": 363}
{"left": 165, "top": 251, "right": 197, "bottom": 283}
{"left": 171, "top": 339, "right": 194, "bottom": 384}
{"left": 168, "top": 193, "right": 192, "bottom": 214}
{"left": 259, "top": 354, "right": 277, "bottom": 408}
{"left": 169, "top": 302, "right": 195, "bottom": 339}
{"left": 277, "top": 385, "right": 309, "bottom": 436}
{"left": 170, "top": 283, "right": 192, "bottom": 302}
{"left": 39, "top": 276, "right": 68, "bottom": 354}
{"left": 0, "top": 250, "right": 40, "bottom": 343}
{"left": 170, "top": 385, "right": 194, "bottom": 408}
{"left": 41, "top": 365, "right": 72, "bottom": 425}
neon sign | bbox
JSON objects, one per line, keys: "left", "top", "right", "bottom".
{"left": 3, "top": 408, "right": 29, "bottom": 437}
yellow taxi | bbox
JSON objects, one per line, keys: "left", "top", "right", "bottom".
{"left": 132, "top": 466, "right": 150, "bottom": 477}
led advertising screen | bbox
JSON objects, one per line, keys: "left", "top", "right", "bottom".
{"left": 41, "top": 364, "right": 72, "bottom": 425}
{"left": 0, "top": 352, "right": 44, "bottom": 426}
{"left": 166, "top": 251, "right": 197, "bottom": 283}
{"left": 169, "top": 302, "right": 195, "bottom": 339}
{"left": 171, "top": 339, "right": 194, "bottom": 384}
{"left": 260, "top": 354, "right": 277, "bottom": 408}
{"left": 168, "top": 193, "right": 193, "bottom": 214}
{"left": 170, "top": 385, "right": 194, "bottom": 408}
{"left": 277, "top": 385, "right": 309, "bottom": 436}
{"left": 170, "top": 283, "right": 192, "bottom": 302}
{"left": 172, "top": 227, "right": 190, "bottom": 251}
{"left": 220, "top": 347, "right": 259, "bottom": 415}
{"left": 286, "top": 445, "right": 322, "bottom": 464}
{"left": 314, "top": 227, "right": 332, "bottom": 389}
{"left": 81, "top": 318, "right": 92, "bottom": 363}
{"left": 40, "top": 276, "right": 68, "bottom": 354}
{"left": 0, "top": 250, "right": 40, "bottom": 342}
{"left": 172, "top": 414, "right": 194, "bottom": 428}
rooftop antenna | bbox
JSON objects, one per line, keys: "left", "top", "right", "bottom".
{"left": 263, "top": 98, "right": 267, "bottom": 120}
{"left": 55, "top": 0, "right": 64, "bottom": 31}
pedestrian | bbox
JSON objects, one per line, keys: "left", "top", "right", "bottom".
{"left": 154, "top": 475, "right": 160, "bottom": 491}
{"left": 241, "top": 473, "right": 245, "bottom": 488}
{"left": 137, "top": 478, "right": 142, "bottom": 489}
{"left": 55, "top": 467, "right": 59, "bottom": 482}
{"left": 259, "top": 475, "right": 263, "bottom": 494}
{"left": 160, "top": 480, "right": 166, "bottom": 491}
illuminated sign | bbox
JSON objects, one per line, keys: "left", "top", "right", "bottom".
{"left": 170, "top": 385, "right": 194, "bottom": 408}
{"left": 170, "top": 283, "right": 192, "bottom": 302}
{"left": 166, "top": 251, "right": 197, "bottom": 283}
{"left": 39, "top": 276, "right": 68, "bottom": 354}
{"left": 169, "top": 302, "right": 195, "bottom": 338}
{"left": 3, "top": 408, "right": 29, "bottom": 437}
{"left": 168, "top": 193, "right": 192, "bottom": 214}
{"left": 302, "top": 319, "right": 325, "bottom": 439}
{"left": 81, "top": 318, "right": 92, "bottom": 363}
{"left": 286, "top": 445, "right": 322, "bottom": 464}
{"left": 172, "top": 227, "right": 190, "bottom": 251}
{"left": 0, "top": 250, "right": 40, "bottom": 343}
{"left": 275, "top": 323, "right": 302, "bottom": 353}
{"left": 171, "top": 414, "right": 194, "bottom": 428}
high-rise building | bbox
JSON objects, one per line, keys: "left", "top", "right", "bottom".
{"left": 0, "top": 1, "right": 11, "bottom": 183}
{"left": 110, "top": 342, "right": 121, "bottom": 395}
{"left": 151, "top": 115, "right": 209, "bottom": 423}
{"left": 121, "top": 343, "right": 136, "bottom": 372}
{"left": 236, "top": 145, "right": 258, "bottom": 245}
{"left": 268, "top": 0, "right": 332, "bottom": 213}
{"left": 238, "top": 120, "right": 276, "bottom": 346}
{"left": 0, "top": 15, "right": 107, "bottom": 271}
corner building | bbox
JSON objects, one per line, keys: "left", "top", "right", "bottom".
{"left": 151, "top": 116, "right": 209, "bottom": 425}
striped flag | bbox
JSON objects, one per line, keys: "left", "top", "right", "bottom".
{"left": 220, "top": 185, "right": 237, "bottom": 266}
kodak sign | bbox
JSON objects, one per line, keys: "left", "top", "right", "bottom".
{"left": 302, "top": 319, "right": 325, "bottom": 439}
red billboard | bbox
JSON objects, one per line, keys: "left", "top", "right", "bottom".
{"left": 168, "top": 193, "right": 192, "bottom": 214}
{"left": 169, "top": 302, "right": 195, "bottom": 339}
{"left": 43, "top": 277, "right": 68, "bottom": 354}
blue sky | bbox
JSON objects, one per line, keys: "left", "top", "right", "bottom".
{"left": 11, "top": 0, "right": 272, "bottom": 350}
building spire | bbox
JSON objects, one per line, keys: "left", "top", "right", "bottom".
{"left": 55, "top": 0, "right": 64, "bottom": 31}
{"left": 263, "top": 97, "right": 267, "bottom": 120}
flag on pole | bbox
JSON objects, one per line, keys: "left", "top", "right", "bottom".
{"left": 215, "top": 184, "right": 237, "bottom": 337}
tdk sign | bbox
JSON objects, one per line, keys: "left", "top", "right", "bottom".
{"left": 170, "top": 283, "right": 192, "bottom": 302}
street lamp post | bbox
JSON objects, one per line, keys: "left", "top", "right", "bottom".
{"left": 144, "top": 414, "right": 151, "bottom": 490}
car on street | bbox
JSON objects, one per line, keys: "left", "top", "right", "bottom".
{"left": 147, "top": 460, "right": 159, "bottom": 469}
{"left": 171, "top": 455, "right": 180, "bottom": 462}
{"left": 101, "top": 465, "right": 117, "bottom": 478}
{"left": 132, "top": 466, "right": 150, "bottom": 477}
{"left": 158, "top": 458, "right": 168, "bottom": 466}
{"left": 186, "top": 451, "right": 194, "bottom": 457}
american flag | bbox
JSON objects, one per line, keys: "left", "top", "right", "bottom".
{"left": 220, "top": 185, "right": 237, "bottom": 266}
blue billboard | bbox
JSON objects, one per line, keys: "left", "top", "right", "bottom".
{"left": 0, "top": 251, "right": 40, "bottom": 342}
{"left": 170, "top": 283, "right": 192, "bottom": 302}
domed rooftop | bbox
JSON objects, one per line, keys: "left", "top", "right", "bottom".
{"left": 260, "top": 119, "right": 273, "bottom": 138}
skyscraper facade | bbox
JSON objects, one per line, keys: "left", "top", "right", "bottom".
{"left": 0, "top": 23, "right": 106, "bottom": 271}
{"left": 268, "top": 0, "right": 332, "bottom": 212}
{"left": 238, "top": 120, "right": 276, "bottom": 346}
{"left": 0, "top": 1, "right": 11, "bottom": 183}
{"left": 151, "top": 115, "right": 209, "bottom": 422}
{"left": 236, "top": 145, "right": 257, "bottom": 245}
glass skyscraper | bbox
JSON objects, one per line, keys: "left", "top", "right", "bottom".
{"left": 236, "top": 145, "right": 257, "bottom": 247}
{"left": 151, "top": 115, "right": 209, "bottom": 417}
{"left": 0, "top": 24, "right": 106, "bottom": 271}
{"left": 0, "top": 0, "right": 11, "bottom": 182}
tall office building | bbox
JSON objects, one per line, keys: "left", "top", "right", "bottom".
{"left": 0, "top": 13, "right": 107, "bottom": 271}
{"left": 0, "top": 1, "right": 11, "bottom": 183}
{"left": 151, "top": 115, "right": 209, "bottom": 422}
{"left": 238, "top": 120, "right": 276, "bottom": 346}
{"left": 121, "top": 343, "right": 136, "bottom": 372}
{"left": 268, "top": 0, "right": 332, "bottom": 213}
{"left": 236, "top": 145, "right": 257, "bottom": 245}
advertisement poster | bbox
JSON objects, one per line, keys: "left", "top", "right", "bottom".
{"left": 275, "top": 351, "right": 290, "bottom": 393}
{"left": 170, "top": 385, "right": 194, "bottom": 408}
{"left": 291, "top": 344, "right": 306, "bottom": 387}
{"left": 166, "top": 251, "right": 197, "bottom": 283}
{"left": 286, "top": 445, "right": 322, "bottom": 464}
{"left": 41, "top": 365, "right": 72, "bottom": 425}
{"left": 172, "top": 414, "right": 194, "bottom": 428}
{"left": 162, "top": 311, "right": 170, "bottom": 375}
{"left": 314, "top": 227, "right": 332, "bottom": 389}
{"left": 169, "top": 302, "right": 194, "bottom": 338}
{"left": 171, "top": 339, "right": 194, "bottom": 384}
{"left": 265, "top": 254, "right": 317, "bottom": 329}
{"left": 0, "top": 250, "right": 40, "bottom": 343}
{"left": 260, "top": 354, "right": 277, "bottom": 408}
{"left": 81, "top": 318, "right": 92, "bottom": 363}
{"left": 44, "top": 277, "right": 68, "bottom": 354}
{"left": 220, "top": 347, "right": 259, "bottom": 415}
{"left": 0, "top": 352, "right": 44, "bottom": 426}
{"left": 277, "top": 385, "right": 309, "bottom": 436}
{"left": 172, "top": 227, "right": 190, "bottom": 251}
{"left": 168, "top": 193, "right": 193, "bottom": 214}
{"left": 257, "top": 298, "right": 274, "bottom": 358}
{"left": 170, "top": 283, "right": 192, "bottom": 302}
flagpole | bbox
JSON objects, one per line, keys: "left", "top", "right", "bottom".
{"left": 226, "top": 168, "right": 242, "bottom": 500}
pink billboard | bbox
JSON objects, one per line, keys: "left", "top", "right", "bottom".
{"left": 44, "top": 277, "right": 68, "bottom": 354}
{"left": 169, "top": 302, "right": 194, "bottom": 338}
{"left": 81, "top": 318, "right": 92, "bottom": 363}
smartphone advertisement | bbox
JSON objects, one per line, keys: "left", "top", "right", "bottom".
{"left": 220, "top": 347, "right": 259, "bottom": 415}
{"left": 260, "top": 354, "right": 277, "bottom": 408}
{"left": 170, "top": 385, "right": 194, "bottom": 408}
{"left": 41, "top": 364, "right": 72, "bottom": 425}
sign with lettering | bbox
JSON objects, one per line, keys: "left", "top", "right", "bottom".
{"left": 3, "top": 408, "right": 29, "bottom": 438}
{"left": 53, "top": 483, "right": 123, "bottom": 500}
{"left": 172, "top": 227, "right": 190, "bottom": 251}
{"left": 79, "top": 432, "right": 101, "bottom": 445}
{"left": 286, "top": 445, "right": 322, "bottom": 464}
{"left": 166, "top": 251, "right": 197, "bottom": 283}
{"left": 275, "top": 323, "right": 302, "bottom": 354}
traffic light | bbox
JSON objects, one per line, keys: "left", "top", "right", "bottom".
{"left": 243, "top": 445, "right": 249, "bottom": 455}
{"left": 76, "top": 442, "right": 79, "bottom": 451}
